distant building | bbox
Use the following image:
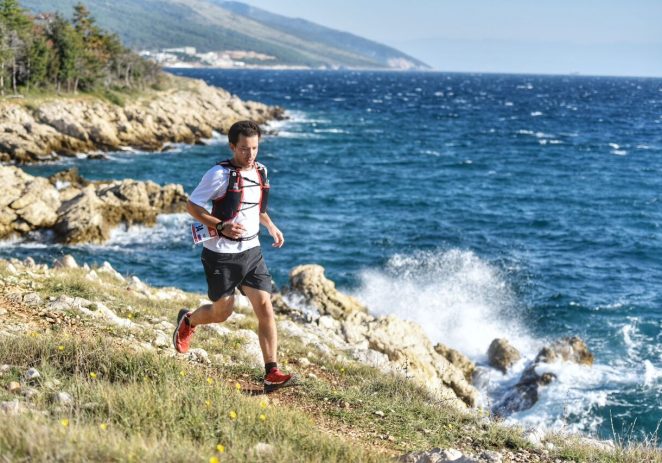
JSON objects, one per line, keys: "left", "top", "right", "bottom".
{"left": 163, "top": 47, "right": 197, "bottom": 55}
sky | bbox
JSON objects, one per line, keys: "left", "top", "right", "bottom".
{"left": 241, "top": 0, "right": 662, "bottom": 77}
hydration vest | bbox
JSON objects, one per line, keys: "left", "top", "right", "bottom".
{"left": 211, "top": 159, "right": 270, "bottom": 224}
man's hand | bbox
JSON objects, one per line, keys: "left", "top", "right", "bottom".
{"left": 268, "top": 225, "right": 285, "bottom": 248}
{"left": 221, "top": 222, "right": 246, "bottom": 240}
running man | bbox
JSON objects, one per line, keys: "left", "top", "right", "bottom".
{"left": 173, "top": 120, "right": 294, "bottom": 393}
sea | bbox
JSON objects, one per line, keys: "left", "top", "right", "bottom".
{"left": 3, "top": 69, "right": 661, "bottom": 442}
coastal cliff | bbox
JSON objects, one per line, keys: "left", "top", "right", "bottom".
{"left": 0, "top": 75, "right": 284, "bottom": 164}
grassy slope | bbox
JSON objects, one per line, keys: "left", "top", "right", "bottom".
{"left": 0, "top": 260, "right": 659, "bottom": 462}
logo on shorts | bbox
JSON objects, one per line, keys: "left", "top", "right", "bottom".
{"left": 213, "top": 269, "right": 221, "bottom": 275}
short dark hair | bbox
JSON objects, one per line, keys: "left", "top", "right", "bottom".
{"left": 228, "top": 120, "right": 261, "bottom": 145}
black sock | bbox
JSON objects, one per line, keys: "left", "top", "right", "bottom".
{"left": 265, "top": 362, "right": 277, "bottom": 375}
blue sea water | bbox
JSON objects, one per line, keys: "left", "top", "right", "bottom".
{"left": 5, "top": 70, "right": 662, "bottom": 441}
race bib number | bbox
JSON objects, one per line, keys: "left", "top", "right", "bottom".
{"left": 191, "top": 221, "right": 218, "bottom": 245}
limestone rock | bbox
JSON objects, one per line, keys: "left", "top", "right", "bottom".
{"left": 53, "top": 391, "right": 73, "bottom": 405}
{"left": 153, "top": 330, "right": 170, "bottom": 348}
{"left": 24, "top": 367, "right": 41, "bottom": 382}
{"left": 0, "top": 166, "right": 61, "bottom": 238}
{"left": 281, "top": 266, "right": 479, "bottom": 408}
{"left": 287, "top": 264, "right": 367, "bottom": 319}
{"left": 487, "top": 338, "right": 521, "bottom": 373}
{"left": 434, "top": 343, "right": 475, "bottom": 382}
{"left": 398, "top": 448, "right": 478, "bottom": 463}
{"left": 0, "top": 75, "right": 283, "bottom": 163}
{"left": 54, "top": 255, "right": 79, "bottom": 269}
{"left": 54, "top": 185, "right": 108, "bottom": 243}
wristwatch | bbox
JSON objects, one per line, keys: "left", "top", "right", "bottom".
{"left": 215, "top": 222, "right": 226, "bottom": 235}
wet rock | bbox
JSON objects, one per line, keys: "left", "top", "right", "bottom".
{"left": 535, "top": 336, "right": 593, "bottom": 366}
{"left": 479, "top": 451, "right": 502, "bottom": 463}
{"left": 487, "top": 338, "right": 521, "bottom": 373}
{"left": 495, "top": 337, "right": 593, "bottom": 416}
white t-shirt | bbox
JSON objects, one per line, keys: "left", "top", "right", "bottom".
{"left": 189, "top": 162, "right": 265, "bottom": 254}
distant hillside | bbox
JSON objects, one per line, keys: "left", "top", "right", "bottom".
{"left": 19, "top": 0, "right": 429, "bottom": 69}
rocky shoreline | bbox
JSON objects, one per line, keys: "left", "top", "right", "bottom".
{"left": 0, "top": 256, "right": 627, "bottom": 463}
{"left": 0, "top": 74, "right": 284, "bottom": 164}
{"left": 0, "top": 166, "right": 187, "bottom": 243}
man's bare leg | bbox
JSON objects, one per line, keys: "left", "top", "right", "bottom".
{"left": 189, "top": 295, "right": 235, "bottom": 325}
{"left": 240, "top": 285, "right": 277, "bottom": 363}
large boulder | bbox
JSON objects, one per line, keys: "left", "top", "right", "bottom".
{"left": 54, "top": 185, "right": 108, "bottom": 243}
{"left": 287, "top": 265, "right": 367, "bottom": 319}
{"left": 0, "top": 166, "right": 61, "bottom": 238}
{"left": 487, "top": 338, "right": 521, "bottom": 373}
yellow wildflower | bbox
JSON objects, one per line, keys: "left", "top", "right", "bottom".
{"left": 89, "top": 372, "right": 97, "bottom": 379}
{"left": 209, "top": 457, "right": 219, "bottom": 463}
{"left": 205, "top": 399, "right": 212, "bottom": 407}
{"left": 57, "top": 345, "right": 65, "bottom": 351}
{"left": 207, "top": 377, "right": 214, "bottom": 385}
{"left": 234, "top": 382, "right": 241, "bottom": 391}
{"left": 179, "top": 370, "right": 186, "bottom": 377}
{"left": 228, "top": 410, "right": 237, "bottom": 420}
{"left": 259, "top": 400, "right": 268, "bottom": 409}
{"left": 99, "top": 423, "right": 108, "bottom": 431}
{"left": 60, "top": 419, "right": 69, "bottom": 427}
{"left": 216, "top": 444, "right": 225, "bottom": 453}
{"left": 259, "top": 414, "right": 267, "bottom": 422}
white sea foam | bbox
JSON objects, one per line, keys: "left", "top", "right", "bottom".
{"left": 102, "top": 213, "right": 190, "bottom": 249}
{"left": 530, "top": 111, "right": 543, "bottom": 117}
{"left": 611, "top": 150, "right": 628, "bottom": 156}
{"left": 353, "top": 249, "right": 538, "bottom": 359}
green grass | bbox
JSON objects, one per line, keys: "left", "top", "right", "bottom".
{"left": 2, "top": 260, "right": 661, "bottom": 462}
{"left": 0, "top": 333, "right": 380, "bottom": 463}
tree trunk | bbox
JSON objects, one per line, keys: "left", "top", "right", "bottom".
{"left": 1, "top": 62, "right": 4, "bottom": 96}
{"left": 12, "top": 58, "right": 17, "bottom": 95}
{"left": 74, "top": 77, "right": 79, "bottom": 94}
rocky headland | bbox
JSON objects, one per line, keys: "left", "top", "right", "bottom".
{"left": 0, "top": 256, "right": 639, "bottom": 462}
{"left": 0, "top": 74, "right": 284, "bottom": 164}
{"left": 0, "top": 166, "right": 187, "bottom": 244}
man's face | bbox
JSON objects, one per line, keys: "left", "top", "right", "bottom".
{"left": 230, "top": 134, "right": 259, "bottom": 169}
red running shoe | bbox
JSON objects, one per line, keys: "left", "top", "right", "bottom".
{"left": 173, "top": 309, "right": 196, "bottom": 353}
{"left": 264, "top": 367, "right": 297, "bottom": 393}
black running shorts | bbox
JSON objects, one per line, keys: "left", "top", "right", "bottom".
{"left": 201, "top": 246, "right": 272, "bottom": 301}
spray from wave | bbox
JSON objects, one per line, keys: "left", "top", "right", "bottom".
{"left": 353, "top": 249, "right": 537, "bottom": 359}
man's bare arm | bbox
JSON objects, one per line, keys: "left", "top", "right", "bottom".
{"left": 260, "top": 212, "right": 284, "bottom": 248}
{"left": 187, "top": 200, "right": 245, "bottom": 239}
